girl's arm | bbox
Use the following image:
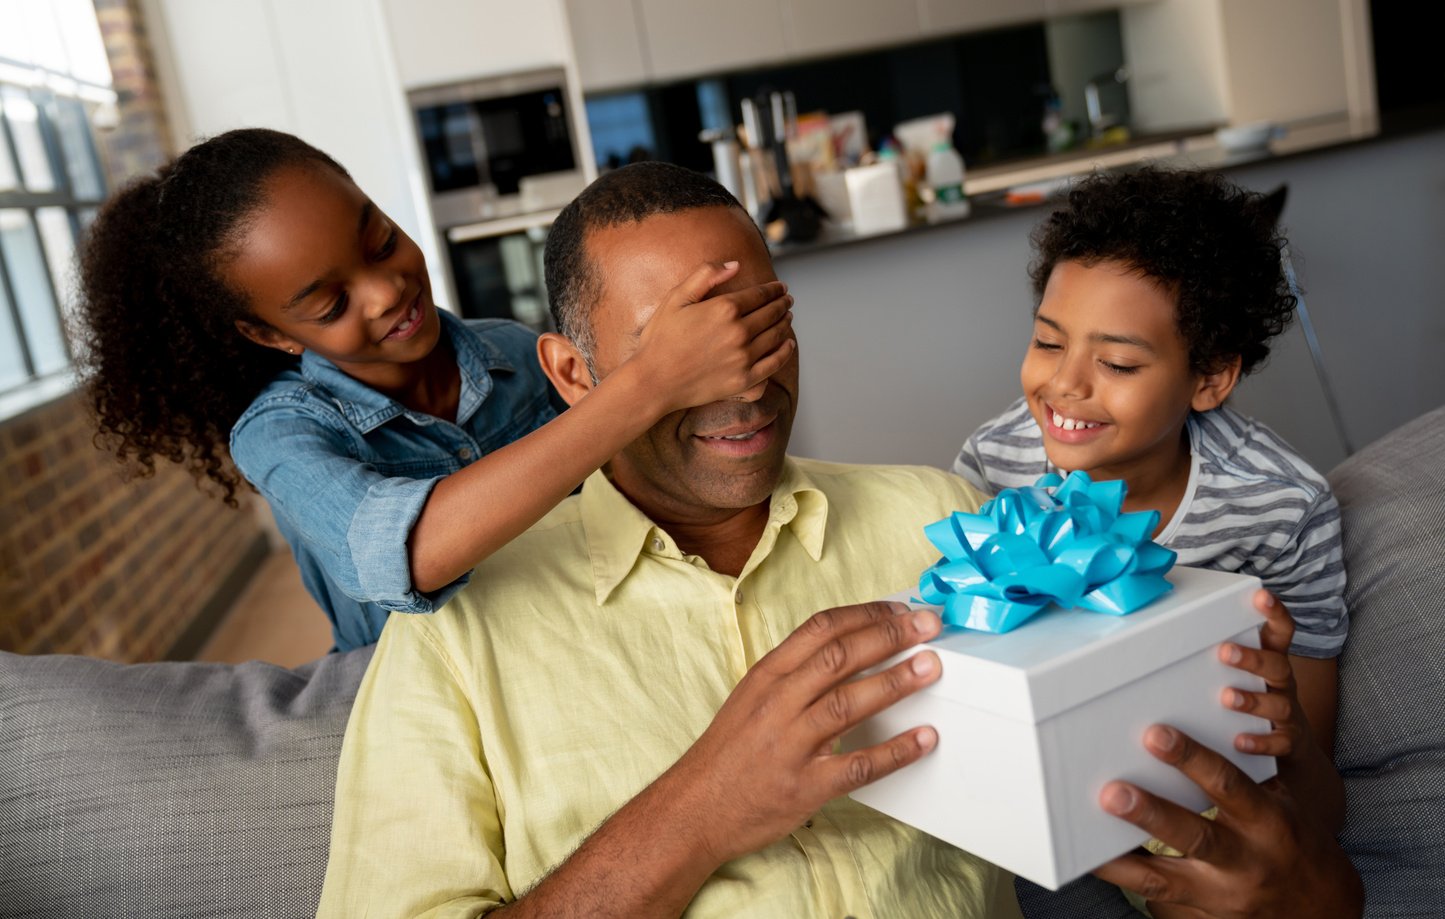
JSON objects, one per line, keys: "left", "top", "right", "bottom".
{"left": 408, "top": 260, "right": 794, "bottom": 593}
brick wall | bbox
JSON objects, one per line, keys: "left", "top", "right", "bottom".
{"left": 91, "top": 0, "right": 176, "bottom": 177}
{"left": 0, "top": 393, "right": 267, "bottom": 660}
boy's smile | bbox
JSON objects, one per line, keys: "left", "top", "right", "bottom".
{"left": 1021, "top": 259, "right": 1233, "bottom": 512}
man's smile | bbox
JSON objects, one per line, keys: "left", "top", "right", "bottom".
{"left": 693, "top": 416, "right": 778, "bottom": 457}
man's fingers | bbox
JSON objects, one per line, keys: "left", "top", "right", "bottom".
{"left": 1092, "top": 851, "right": 1197, "bottom": 909}
{"left": 1251, "top": 590, "right": 1296, "bottom": 655}
{"left": 1098, "top": 777, "right": 1227, "bottom": 868}
{"left": 762, "top": 602, "right": 916, "bottom": 673}
{"left": 1142, "top": 725, "right": 1269, "bottom": 824}
{"left": 806, "top": 649, "right": 941, "bottom": 737}
{"left": 820, "top": 726, "right": 938, "bottom": 798}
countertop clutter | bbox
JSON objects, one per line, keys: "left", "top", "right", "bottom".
{"left": 768, "top": 112, "right": 1381, "bottom": 260}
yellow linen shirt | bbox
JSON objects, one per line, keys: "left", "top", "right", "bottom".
{"left": 319, "top": 457, "right": 1023, "bottom": 919}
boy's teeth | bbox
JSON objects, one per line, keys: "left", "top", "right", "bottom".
{"left": 1052, "top": 411, "right": 1099, "bottom": 431}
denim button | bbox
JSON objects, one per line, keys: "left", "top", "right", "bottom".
{"left": 457, "top": 447, "right": 473, "bottom": 460}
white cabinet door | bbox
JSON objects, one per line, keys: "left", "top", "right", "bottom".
{"left": 918, "top": 0, "right": 1048, "bottom": 34}
{"left": 637, "top": 0, "right": 789, "bottom": 80}
{"left": 380, "top": 0, "right": 572, "bottom": 88}
{"left": 782, "top": 0, "right": 921, "bottom": 58}
{"left": 1046, "top": 0, "right": 1155, "bottom": 17}
{"left": 564, "top": 0, "right": 650, "bottom": 91}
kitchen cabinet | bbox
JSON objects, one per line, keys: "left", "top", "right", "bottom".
{"left": 1120, "top": 0, "right": 1374, "bottom": 132}
{"left": 379, "top": 0, "right": 573, "bottom": 88}
{"left": 918, "top": 0, "right": 1047, "bottom": 34}
{"left": 636, "top": 0, "right": 789, "bottom": 82}
{"left": 565, "top": 0, "right": 650, "bottom": 91}
{"left": 781, "top": 0, "right": 922, "bottom": 59}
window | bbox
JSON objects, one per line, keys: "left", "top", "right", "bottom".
{"left": 0, "top": 0, "right": 114, "bottom": 400}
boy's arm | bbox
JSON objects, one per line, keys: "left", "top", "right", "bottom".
{"left": 409, "top": 261, "right": 793, "bottom": 593}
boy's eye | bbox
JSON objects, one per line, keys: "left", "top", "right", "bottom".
{"left": 1101, "top": 360, "right": 1140, "bottom": 375}
{"left": 1031, "top": 338, "right": 1062, "bottom": 352}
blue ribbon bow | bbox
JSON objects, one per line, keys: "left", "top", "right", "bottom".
{"left": 919, "top": 472, "right": 1177, "bottom": 633}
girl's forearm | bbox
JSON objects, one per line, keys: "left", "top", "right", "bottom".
{"left": 406, "top": 361, "right": 666, "bottom": 593}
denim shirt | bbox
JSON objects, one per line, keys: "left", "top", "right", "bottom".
{"left": 229, "top": 312, "right": 558, "bottom": 651}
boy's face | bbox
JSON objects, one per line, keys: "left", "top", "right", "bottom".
{"left": 1021, "top": 259, "right": 1215, "bottom": 484}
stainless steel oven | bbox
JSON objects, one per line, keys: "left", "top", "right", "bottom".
{"left": 409, "top": 67, "right": 587, "bottom": 229}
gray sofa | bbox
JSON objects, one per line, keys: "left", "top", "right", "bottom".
{"left": 3, "top": 407, "right": 1443, "bottom": 918}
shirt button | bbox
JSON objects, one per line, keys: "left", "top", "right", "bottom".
{"left": 651, "top": 537, "right": 665, "bottom": 552}
{"left": 457, "top": 447, "right": 474, "bottom": 460}
{"left": 734, "top": 588, "right": 744, "bottom": 603}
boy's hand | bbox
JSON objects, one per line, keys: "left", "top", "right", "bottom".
{"left": 1218, "top": 590, "right": 1310, "bottom": 762}
{"left": 632, "top": 260, "right": 795, "bottom": 413}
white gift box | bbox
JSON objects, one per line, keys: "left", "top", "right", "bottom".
{"left": 842, "top": 566, "right": 1277, "bottom": 890}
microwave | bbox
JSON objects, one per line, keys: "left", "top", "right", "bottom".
{"left": 409, "top": 68, "right": 588, "bottom": 229}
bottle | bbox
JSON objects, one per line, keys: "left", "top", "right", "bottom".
{"left": 925, "top": 140, "right": 970, "bottom": 222}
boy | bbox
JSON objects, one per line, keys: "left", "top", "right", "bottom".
{"left": 954, "top": 166, "right": 1347, "bottom": 841}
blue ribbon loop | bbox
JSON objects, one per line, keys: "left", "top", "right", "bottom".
{"left": 919, "top": 472, "right": 1177, "bottom": 633}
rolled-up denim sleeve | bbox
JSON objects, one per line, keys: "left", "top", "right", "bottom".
{"left": 231, "top": 402, "right": 463, "bottom": 613}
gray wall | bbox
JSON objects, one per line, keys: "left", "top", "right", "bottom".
{"left": 781, "top": 127, "right": 1445, "bottom": 475}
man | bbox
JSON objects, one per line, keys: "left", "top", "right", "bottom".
{"left": 319, "top": 163, "right": 1362, "bottom": 918}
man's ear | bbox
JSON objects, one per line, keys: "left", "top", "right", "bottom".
{"left": 1191, "top": 355, "right": 1242, "bottom": 412}
{"left": 537, "top": 332, "right": 596, "bottom": 407}
{"left": 234, "top": 318, "right": 302, "bottom": 355}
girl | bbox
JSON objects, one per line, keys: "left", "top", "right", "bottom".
{"left": 77, "top": 128, "right": 795, "bottom": 651}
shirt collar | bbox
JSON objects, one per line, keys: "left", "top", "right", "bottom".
{"left": 297, "top": 310, "right": 515, "bottom": 432}
{"left": 580, "top": 458, "right": 830, "bottom": 605}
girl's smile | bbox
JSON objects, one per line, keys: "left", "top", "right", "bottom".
{"left": 225, "top": 162, "right": 451, "bottom": 401}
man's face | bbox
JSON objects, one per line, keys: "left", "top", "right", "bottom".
{"left": 584, "top": 206, "right": 799, "bottom": 520}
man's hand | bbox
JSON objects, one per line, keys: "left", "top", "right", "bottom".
{"left": 1093, "top": 725, "right": 1362, "bottom": 919}
{"left": 665, "top": 601, "right": 943, "bottom": 865}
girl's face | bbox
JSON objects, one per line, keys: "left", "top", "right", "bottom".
{"left": 1020, "top": 259, "right": 1235, "bottom": 485}
{"left": 225, "top": 163, "right": 442, "bottom": 381}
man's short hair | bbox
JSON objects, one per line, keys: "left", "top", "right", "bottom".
{"left": 543, "top": 161, "right": 750, "bottom": 359}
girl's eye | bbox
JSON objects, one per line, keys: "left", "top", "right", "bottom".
{"left": 320, "top": 292, "right": 348, "bottom": 323}
{"left": 1032, "top": 338, "right": 1062, "bottom": 352}
{"left": 374, "top": 228, "right": 398, "bottom": 260}
{"left": 1102, "top": 360, "right": 1140, "bottom": 375}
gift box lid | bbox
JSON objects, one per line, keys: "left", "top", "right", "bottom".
{"left": 894, "top": 566, "right": 1263, "bottom": 723}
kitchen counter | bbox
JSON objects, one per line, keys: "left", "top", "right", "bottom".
{"left": 770, "top": 113, "right": 1382, "bottom": 260}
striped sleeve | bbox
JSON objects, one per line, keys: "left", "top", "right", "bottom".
{"left": 1253, "top": 489, "right": 1349, "bottom": 658}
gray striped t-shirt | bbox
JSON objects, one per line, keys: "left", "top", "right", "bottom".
{"left": 953, "top": 398, "right": 1348, "bottom": 658}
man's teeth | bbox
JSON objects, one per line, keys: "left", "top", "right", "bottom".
{"left": 1052, "top": 411, "right": 1100, "bottom": 431}
{"left": 708, "top": 431, "right": 756, "bottom": 441}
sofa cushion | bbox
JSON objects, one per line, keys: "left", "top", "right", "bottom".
{"left": 1329, "top": 404, "right": 1445, "bottom": 915}
{"left": 0, "top": 645, "right": 373, "bottom": 919}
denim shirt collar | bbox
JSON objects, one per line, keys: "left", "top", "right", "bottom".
{"left": 297, "top": 310, "right": 515, "bottom": 433}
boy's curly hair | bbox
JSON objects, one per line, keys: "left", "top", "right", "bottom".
{"left": 75, "top": 128, "right": 348, "bottom": 505}
{"left": 1029, "top": 166, "right": 1296, "bottom": 376}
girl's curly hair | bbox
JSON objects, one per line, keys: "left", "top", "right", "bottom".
{"left": 76, "top": 128, "right": 347, "bottom": 505}
{"left": 1029, "top": 166, "right": 1296, "bottom": 377}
